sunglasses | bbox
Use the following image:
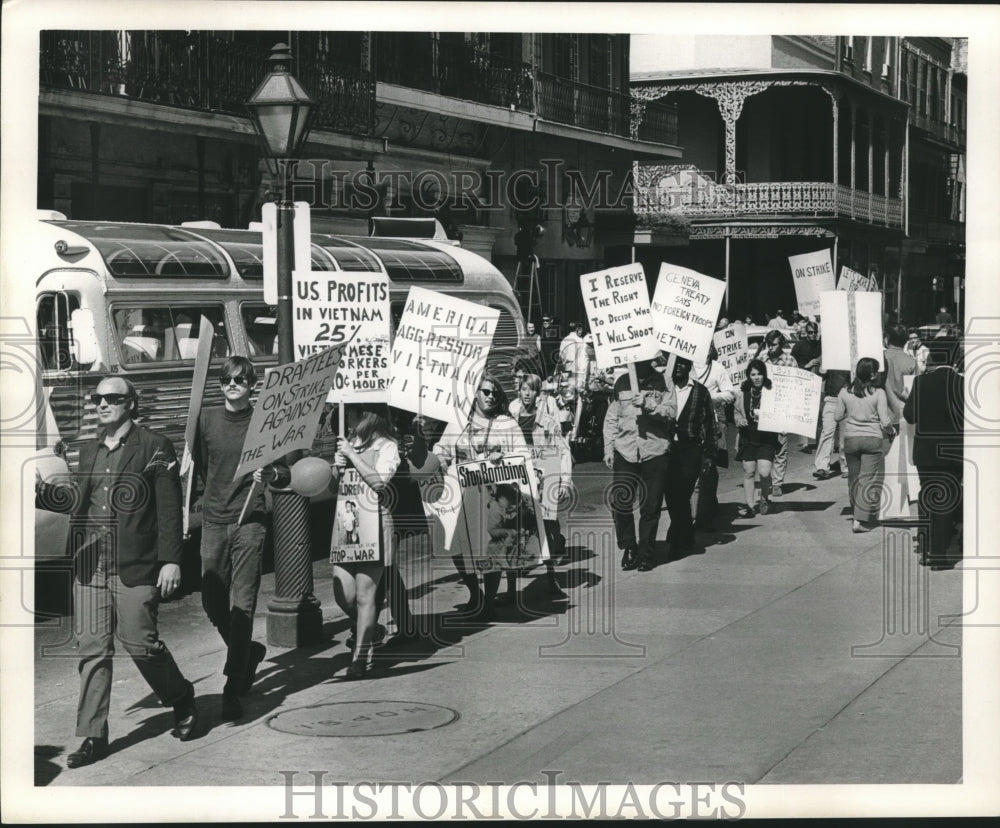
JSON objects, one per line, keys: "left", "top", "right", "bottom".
{"left": 90, "top": 392, "right": 130, "bottom": 406}
{"left": 220, "top": 375, "right": 249, "bottom": 386}
{"left": 478, "top": 387, "right": 497, "bottom": 397}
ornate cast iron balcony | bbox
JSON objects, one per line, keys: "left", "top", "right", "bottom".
{"left": 40, "top": 31, "right": 375, "bottom": 138}
{"left": 636, "top": 177, "right": 903, "bottom": 229}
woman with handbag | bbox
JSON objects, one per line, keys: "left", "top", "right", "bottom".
{"left": 734, "top": 359, "right": 780, "bottom": 517}
{"left": 835, "top": 357, "right": 895, "bottom": 533}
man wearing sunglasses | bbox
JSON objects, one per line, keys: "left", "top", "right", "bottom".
{"left": 35, "top": 376, "right": 198, "bottom": 768}
{"left": 192, "top": 356, "right": 269, "bottom": 722}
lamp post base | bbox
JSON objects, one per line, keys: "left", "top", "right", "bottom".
{"left": 267, "top": 485, "right": 324, "bottom": 648}
{"left": 266, "top": 594, "right": 324, "bottom": 648}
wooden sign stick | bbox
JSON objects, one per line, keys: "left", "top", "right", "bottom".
{"left": 182, "top": 317, "right": 215, "bottom": 538}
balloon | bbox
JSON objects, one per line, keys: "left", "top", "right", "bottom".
{"left": 289, "top": 456, "right": 332, "bottom": 497}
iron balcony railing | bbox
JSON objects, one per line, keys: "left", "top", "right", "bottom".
{"left": 39, "top": 30, "right": 376, "bottom": 138}
{"left": 636, "top": 179, "right": 904, "bottom": 229}
{"left": 535, "top": 73, "right": 678, "bottom": 145}
{"left": 375, "top": 35, "right": 535, "bottom": 110}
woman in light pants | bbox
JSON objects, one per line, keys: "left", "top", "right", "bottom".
{"left": 834, "top": 358, "right": 895, "bottom": 532}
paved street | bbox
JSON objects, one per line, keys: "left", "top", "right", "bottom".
{"left": 32, "top": 442, "right": 962, "bottom": 792}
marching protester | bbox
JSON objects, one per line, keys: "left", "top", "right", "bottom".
{"left": 557, "top": 320, "right": 590, "bottom": 394}
{"left": 903, "top": 341, "right": 964, "bottom": 569}
{"left": 502, "top": 373, "right": 573, "bottom": 600}
{"left": 813, "top": 366, "right": 851, "bottom": 480}
{"left": 734, "top": 360, "right": 780, "bottom": 517}
{"left": 433, "top": 373, "right": 531, "bottom": 620}
{"left": 36, "top": 376, "right": 198, "bottom": 767}
{"left": 766, "top": 309, "right": 789, "bottom": 329}
{"left": 790, "top": 321, "right": 821, "bottom": 451}
{"left": 375, "top": 413, "right": 437, "bottom": 647}
{"left": 192, "top": 356, "right": 269, "bottom": 722}
{"left": 690, "top": 345, "right": 736, "bottom": 531}
{"left": 663, "top": 357, "right": 716, "bottom": 555}
{"left": 835, "top": 357, "right": 894, "bottom": 533}
{"left": 329, "top": 404, "right": 401, "bottom": 679}
{"left": 755, "top": 329, "right": 798, "bottom": 496}
{"left": 904, "top": 328, "right": 931, "bottom": 375}
{"left": 882, "top": 325, "right": 917, "bottom": 425}
{"left": 603, "top": 359, "right": 678, "bottom": 572}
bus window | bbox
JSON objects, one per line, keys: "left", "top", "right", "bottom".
{"left": 111, "top": 305, "right": 230, "bottom": 365}
{"left": 37, "top": 292, "right": 83, "bottom": 371}
{"left": 241, "top": 302, "right": 278, "bottom": 357}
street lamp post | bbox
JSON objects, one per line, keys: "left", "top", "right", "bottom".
{"left": 247, "top": 43, "right": 323, "bottom": 647}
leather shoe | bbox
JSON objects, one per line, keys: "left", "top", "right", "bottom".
{"left": 345, "top": 659, "right": 367, "bottom": 680}
{"left": 813, "top": 468, "right": 834, "bottom": 480}
{"left": 243, "top": 641, "right": 267, "bottom": 694}
{"left": 67, "top": 736, "right": 108, "bottom": 769}
{"left": 172, "top": 681, "right": 199, "bottom": 741}
{"left": 621, "top": 547, "right": 639, "bottom": 571}
{"left": 636, "top": 557, "right": 654, "bottom": 572}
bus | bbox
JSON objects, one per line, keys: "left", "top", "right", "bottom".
{"left": 34, "top": 212, "right": 526, "bottom": 556}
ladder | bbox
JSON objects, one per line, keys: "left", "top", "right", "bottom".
{"left": 514, "top": 255, "right": 544, "bottom": 325}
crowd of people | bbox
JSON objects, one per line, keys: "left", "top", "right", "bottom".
{"left": 34, "top": 310, "right": 965, "bottom": 768}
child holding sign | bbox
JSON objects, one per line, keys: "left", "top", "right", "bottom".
{"left": 329, "top": 404, "right": 401, "bottom": 679}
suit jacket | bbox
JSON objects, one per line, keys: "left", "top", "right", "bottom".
{"left": 674, "top": 381, "right": 715, "bottom": 456}
{"left": 902, "top": 366, "right": 963, "bottom": 468}
{"left": 38, "top": 423, "right": 183, "bottom": 586}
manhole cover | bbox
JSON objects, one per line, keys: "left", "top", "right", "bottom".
{"left": 266, "top": 701, "right": 459, "bottom": 737}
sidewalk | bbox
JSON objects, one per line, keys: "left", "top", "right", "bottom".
{"left": 33, "top": 442, "right": 962, "bottom": 789}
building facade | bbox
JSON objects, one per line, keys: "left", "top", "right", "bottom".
{"left": 630, "top": 35, "right": 966, "bottom": 326}
{"left": 37, "top": 31, "right": 681, "bottom": 339}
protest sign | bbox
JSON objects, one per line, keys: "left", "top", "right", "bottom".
{"left": 453, "top": 455, "right": 548, "bottom": 573}
{"left": 330, "top": 468, "right": 383, "bottom": 563}
{"left": 233, "top": 345, "right": 344, "bottom": 478}
{"left": 388, "top": 286, "right": 499, "bottom": 424}
{"left": 758, "top": 364, "right": 823, "bottom": 438}
{"left": 293, "top": 270, "right": 391, "bottom": 402}
{"left": 819, "top": 291, "right": 884, "bottom": 372}
{"left": 788, "top": 250, "right": 835, "bottom": 315}
{"left": 579, "top": 263, "right": 658, "bottom": 369}
{"left": 713, "top": 322, "right": 750, "bottom": 387}
{"left": 649, "top": 263, "right": 727, "bottom": 364}
{"left": 837, "top": 265, "right": 877, "bottom": 293}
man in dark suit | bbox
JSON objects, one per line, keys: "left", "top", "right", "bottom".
{"left": 36, "top": 376, "right": 198, "bottom": 768}
{"left": 663, "top": 357, "right": 716, "bottom": 557}
{"left": 902, "top": 343, "right": 964, "bottom": 570}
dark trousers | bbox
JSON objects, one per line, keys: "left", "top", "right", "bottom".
{"left": 611, "top": 450, "right": 669, "bottom": 563}
{"left": 694, "top": 459, "right": 719, "bottom": 526}
{"left": 74, "top": 572, "right": 189, "bottom": 738}
{"left": 665, "top": 442, "right": 703, "bottom": 551}
{"left": 200, "top": 520, "right": 266, "bottom": 689}
{"left": 917, "top": 465, "right": 963, "bottom": 559}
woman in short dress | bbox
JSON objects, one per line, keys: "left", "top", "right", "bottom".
{"left": 330, "top": 404, "right": 400, "bottom": 679}
{"left": 503, "top": 372, "right": 573, "bottom": 600}
{"left": 433, "top": 373, "right": 530, "bottom": 621}
{"left": 734, "top": 359, "right": 780, "bottom": 517}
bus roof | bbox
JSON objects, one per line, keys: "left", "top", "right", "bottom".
{"left": 45, "top": 220, "right": 472, "bottom": 285}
